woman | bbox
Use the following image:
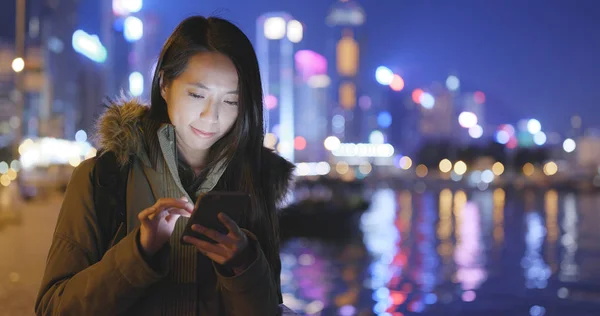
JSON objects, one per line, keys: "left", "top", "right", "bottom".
{"left": 35, "top": 16, "right": 295, "bottom": 315}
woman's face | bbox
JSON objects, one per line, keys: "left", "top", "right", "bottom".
{"left": 161, "top": 52, "right": 239, "bottom": 152}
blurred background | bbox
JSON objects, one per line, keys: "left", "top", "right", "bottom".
{"left": 1, "top": 0, "right": 600, "bottom": 315}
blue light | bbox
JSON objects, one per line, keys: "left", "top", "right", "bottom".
{"left": 424, "top": 293, "right": 438, "bottom": 305}
{"left": 495, "top": 130, "right": 510, "bottom": 144}
{"left": 377, "top": 111, "right": 392, "bottom": 128}
{"left": 72, "top": 30, "right": 107, "bottom": 63}
{"left": 533, "top": 131, "right": 547, "bottom": 146}
{"left": 124, "top": 16, "right": 143, "bottom": 42}
{"left": 375, "top": 66, "right": 393, "bottom": 85}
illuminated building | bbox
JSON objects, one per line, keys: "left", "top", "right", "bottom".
{"left": 294, "top": 50, "right": 329, "bottom": 162}
{"left": 326, "top": 0, "right": 365, "bottom": 143}
{"left": 256, "top": 13, "right": 303, "bottom": 162}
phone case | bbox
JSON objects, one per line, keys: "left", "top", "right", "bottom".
{"left": 180, "top": 191, "right": 250, "bottom": 245}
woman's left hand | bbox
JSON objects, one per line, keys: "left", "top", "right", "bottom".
{"left": 182, "top": 213, "right": 252, "bottom": 270}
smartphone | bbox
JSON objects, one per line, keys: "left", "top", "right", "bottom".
{"left": 180, "top": 191, "right": 250, "bottom": 245}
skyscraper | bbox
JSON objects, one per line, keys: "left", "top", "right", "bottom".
{"left": 256, "top": 13, "right": 303, "bottom": 162}
{"left": 326, "top": 0, "right": 365, "bottom": 143}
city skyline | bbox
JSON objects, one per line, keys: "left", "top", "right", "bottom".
{"left": 0, "top": 0, "right": 598, "bottom": 135}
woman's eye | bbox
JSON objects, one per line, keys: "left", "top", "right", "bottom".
{"left": 224, "top": 101, "right": 238, "bottom": 106}
{"left": 188, "top": 92, "right": 205, "bottom": 99}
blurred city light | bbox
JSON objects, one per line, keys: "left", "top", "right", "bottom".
{"left": 458, "top": 111, "right": 478, "bottom": 128}
{"left": 286, "top": 20, "right": 303, "bottom": 43}
{"left": 295, "top": 50, "right": 327, "bottom": 81}
{"left": 124, "top": 16, "right": 143, "bottom": 42}
{"left": 375, "top": 66, "right": 393, "bottom": 85}
{"left": 469, "top": 125, "right": 483, "bottom": 138}
{"left": 439, "top": 159, "right": 452, "bottom": 173}
{"left": 523, "top": 163, "right": 535, "bottom": 176}
{"left": 294, "top": 136, "right": 307, "bottom": 150}
{"left": 12, "top": 57, "right": 24, "bottom": 73}
{"left": 72, "top": 30, "right": 107, "bottom": 63}
{"left": 419, "top": 92, "right": 435, "bottom": 109}
{"left": 323, "top": 136, "right": 341, "bottom": 151}
{"left": 533, "top": 131, "right": 547, "bottom": 146}
{"left": 264, "top": 94, "right": 278, "bottom": 110}
{"left": 358, "top": 162, "right": 372, "bottom": 175}
{"left": 264, "top": 133, "right": 278, "bottom": 149}
{"left": 416, "top": 164, "right": 428, "bottom": 177}
{"left": 473, "top": 91, "right": 486, "bottom": 104}
{"left": 377, "top": 111, "right": 392, "bottom": 128}
{"left": 0, "top": 162, "right": 8, "bottom": 174}
{"left": 358, "top": 95, "right": 372, "bottom": 110}
{"left": 264, "top": 17, "right": 286, "bottom": 40}
{"left": 481, "top": 170, "right": 494, "bottom": 183}
{"left": 307, "top": 74, "right": 331, "bottom": 88}
{"left": 75, "top": 130, "right": 87, "bottom": 142}
{"left": 527, "top": 119, "right": 542, "bottom": 134}
{"left": 113, "top": 0, "right": 143, "bottom": 15}
{"left": 389, "top": 74, "right": 405, "bottom": 91}
{"left": 332, "top": 143, "right": 394, "bottom": 158}
{"left": 332, "top": 115, "right": 345, "bottom": 132}
{"left": 495, "top": 130, "right": 510, "bottom": 144}
{"left": 369, "top": 130, "right": 385, "bottom": 144}
{"left": 398, "top": 156, "right": 412, "bottom": 169}
{"left": 128, "top": 72, "right": 143, "bottom": 96}
{"left": 454, "top": 160, "right": 467, "bottom": 175}
{"left": 412, "top": 88, "right": 424, "bottom": 103}
{"left": 335, "top": 161, "right": 349, "bottom": 175}
{"left": 446, "top": 75, "right": 460, "bottom": 91}
{"left": 563, "top": 138, "right": 576, "bottom": 153}
{"left": 571, "top": 115, "right": 582, "bottom": 129}
{"left": 492, "top": 162, "right": 505, "bottom": 176}
{"left": 543, "top": 161, "right": 558, "bottom": 176}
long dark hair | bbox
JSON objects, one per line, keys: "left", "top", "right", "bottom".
{"left": 149, "top": 16, "right": 281, "bottom": 298}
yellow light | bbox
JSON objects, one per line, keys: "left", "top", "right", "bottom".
{"left": 307, "top": 74, "right": 331, "bottom": 88}
{"left": 399, "top": 156, "right": 412, "bottom": 170}
{"left": 12, "top": 57, "right": 25, "bottom": 73}
{"left": 336, "top": 30, "right": 358, "bottom": 77}
{"left": 69, "top": 156, "right": 81, "bottom": 167}
{"left": 0, "top": 175, "right": 10, "bottom": 187}
{"left": 336, "top": 161, "right": 350, "bottom": 175}
{"left": 439, "top": 159, "right": 452, "bottom": 173}
{"left": 523, "top": 163, "right": 535, "bottom": 176}
{"left": 416, "top": 164, "right": 428, "bottom": 178}
{"left": 339, "top": 81, "right": 356, "bottom": 109}
{"left": 18, "top": 138, "right": 34, "bottom": 155}
{"left": 453, "top": 160, "right": 467, "bottom": 175}
{"left": 264, "top": 133, "right": 278, "bottom": 149}
{"left": 264, "top": 17, "right": 286, "bottom": 40}
{"left": 85, "top": 147, "right": 98, "bottom": 160}
{"left": 492, "top": 162, "right": 505, "bottom": 176}
{"left": 543, "top": 161, "right": 558, "bottom": 176}
{"left": 6, "top": 168, "right": 17, "bottom": 181}
{"left": 358, "top": 162, "right": 372, "bottom": 175}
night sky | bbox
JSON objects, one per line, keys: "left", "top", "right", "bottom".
{"left": 1, "top": 0, "right": 599, "bottom": 134}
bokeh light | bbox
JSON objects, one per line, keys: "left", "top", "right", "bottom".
{"left": 375, "top": 66, "right": 393, "bottom": 85}
{"left": 377, "top": 111, "right": 392, "bottom": 128}
{"left": 458, "top": 111, "right": 478, "bottom": 128}
{"left": 412, "top": 88, "right": 424, "bottom": 104}
{"left": 469, "top": 125, "right": 483, "bottom": 138}
{"left": 420, "top": 92, "right": 435, "bottom": 109}
{"left": 563, "top": 138, "right": 576, "bottom": 153}
{"left": 543, "top": 161, "right": 558, "bottom": 176}
{"left": 446, "top": 75, "right": 460, "bottom": 91}
{"left": 389, "top": 74, "right": 405, "bottom": 91}
{"left": 492, "top": 162, "right": 505, "bottom": 176}
{"left": 439, "top": 159, "right": 452, "bottom": 173}
{"left": 454, "top": 161, "right": 467, "bottom": 175}
{"left": 527, "top": 119, "right": 542, "bottom": 134}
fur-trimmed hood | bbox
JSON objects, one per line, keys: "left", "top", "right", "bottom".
{"left": 94, "top": 98, "right": 295, "bottom": 202}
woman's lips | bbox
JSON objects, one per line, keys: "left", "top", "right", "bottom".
{"left": 191, "top": 126, "right": 216, "bottom": 138}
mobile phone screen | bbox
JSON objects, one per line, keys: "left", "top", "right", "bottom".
{"left": 180, "top": 191, "right": 250, "bottom": 245}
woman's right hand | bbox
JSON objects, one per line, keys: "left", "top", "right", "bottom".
{"left": 138, "top": 197, "right": 194, "bottom": 257}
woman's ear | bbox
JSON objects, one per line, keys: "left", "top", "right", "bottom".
{"left": 159, "top": 71, "right": 168, "bottom": 100}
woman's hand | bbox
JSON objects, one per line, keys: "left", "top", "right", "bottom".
{"left": 182, "top": 213, "right": 252, "bottom": 271}
{"left": 139, "top": 197, "right": 194, "bottom": 257}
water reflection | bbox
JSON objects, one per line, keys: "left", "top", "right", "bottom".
{"left": 280, "top": 188, "right": 600, "bottom": 315}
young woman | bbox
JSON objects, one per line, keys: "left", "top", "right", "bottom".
{"left": 35, "top": 16, "right": 295, "bottom": 315}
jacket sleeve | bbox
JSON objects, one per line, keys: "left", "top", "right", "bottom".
{"left": 214, "top": 230, "right": 279, "bottom": 316}
{"left": 35, "top": 159, "right": 169, "bottom": 316}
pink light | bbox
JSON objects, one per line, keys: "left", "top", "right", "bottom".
{"left": 462, "top": 290, "right": 476, "bottom": 302}
{"left": 359, "top": 95, "right": 372, "bottom": 110}
{"left": 295, "top": 50, "right": 328, "bottom": 81}
{"left": 265, "top": 94, "right": 278, "bottom": 110}
{"left": 474, "top": 91, "right": 486, "bottom": 104}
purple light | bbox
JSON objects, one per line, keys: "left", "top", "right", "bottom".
{"left": 295, "top": 50, "right": 328, "bottom": 81}
{"left": 339, "top": 305, "right": 356, "bottom": 316}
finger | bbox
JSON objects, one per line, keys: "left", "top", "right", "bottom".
{"left": 218, "top": 213, "right": 242, "bottom": 237}
{"left": 182, "top": 236, "right": 228, "bottom": 256}
{"left": 191, "top": 225, "right": 235, "bottom": 245}
{"left": 138, "top": 199, "right": 192, "bottom": 220}
{"left": 168, "top": 208, "right": 192, "bottom": 217}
